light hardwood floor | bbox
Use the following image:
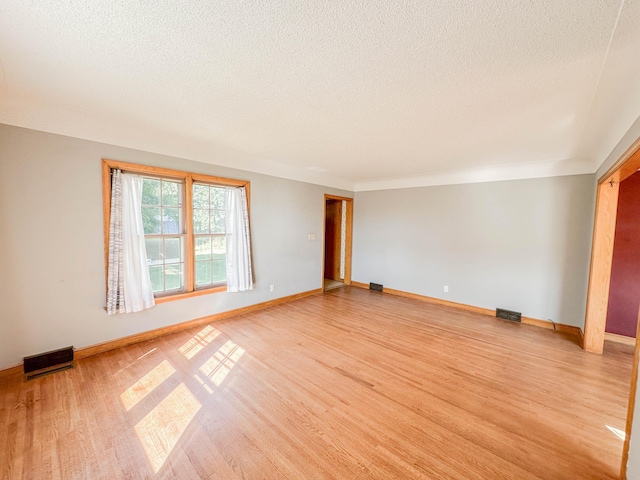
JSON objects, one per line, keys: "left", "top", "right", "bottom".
{"left": 0, "top": 287, "right": 633, "bottom": 479}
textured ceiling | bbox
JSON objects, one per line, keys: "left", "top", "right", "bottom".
{"left": 0, "top": 0, "right": 639, "bottom": 191}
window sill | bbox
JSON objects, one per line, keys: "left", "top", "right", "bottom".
{"left": 154, "top": 285, "right": 227, "bottom": 304}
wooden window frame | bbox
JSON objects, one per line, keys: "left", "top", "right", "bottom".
{"left": 102, "top": 159, "right": 250, "bottom": 305}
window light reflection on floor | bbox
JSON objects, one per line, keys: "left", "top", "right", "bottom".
{"left": 137, "top": 348, "right": 157, "bottom": 360}
{"left": 134, "top": 383, "right": 202, "bottom": 473}
{"left": 199, "top": 340, "right": 246, "bottom": 386}
{"left": 120, "top": 359, "right": 176, "bottom": 411}
{"left": 606, "top": 425, "right": 626, "bottom": 441}
{"left": 193, "top": 374, "right": 214, "bottom": 394}
{"left": 179, "top": 325, "right": 222, "bottom": 360}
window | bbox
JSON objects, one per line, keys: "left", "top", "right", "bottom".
{"left": 193, "top": 184, "right": 227, "bottom": 288}
{"left": 102, "top": 159, "right": 250, "bottom": 304}
{"left": 142, "top": 177, "right": 185, "bottom": 294}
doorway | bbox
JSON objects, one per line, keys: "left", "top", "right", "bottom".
{"left": 323, "top": 195, "right": 353, "bottom": 291}
{"left": 584, "top": 140, "right": 640, "bottom": 352}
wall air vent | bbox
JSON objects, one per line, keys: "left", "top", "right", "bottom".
{"left": 369, "top": 282, "right": 383, "bottom": 292}
{"left": 24, "top": 346, "right": 75, "bottom": 381}
{"left": 496, "top": 308, "right": 521, "bottom": 322}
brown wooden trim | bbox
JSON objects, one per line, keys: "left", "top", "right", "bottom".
{"left": 102, "top": 160, "right": 112, "bottom": 294}
{"left": 350, "top": 282, "right": 583, "bottom": 339}
{"left": 605, "top": 332, "right": 637, "bottom": 347}
{"left": 323, "top": 194, "right": 351, "bottom": 201}
{"left": 79, "top": 288, "right": 322, "bottom": 360}
{"left": 554, "top": 323, "right": 584, "bottom": 339}
{"left": 154, "top": 285, "right": 227, "bottom": 304}
{"left": 323, "top": 195, "right": 354, "bottom": 289}
{"left": 191, "top": 172, "right": 249, "bottom": 188}
{"left": 584, "top": 177, "right": 620, "bottom": 353}
{"left": 344, "top": 198, "right": 353, "bottom": 285}
{"left": 621, "top": 313, "right": 640, "bottom": 479}
{"left": 599, "top": 136, "right": 640, "bottom": 185}
{"left": 103, "top": 159, "right": 192, "bottom": 180}
{"left": 0, "top": 364, "right": 22, "bottom": 378}
{"left": 584, "top": 142, "right": 640, "bottom": 356}
{"left": 104, "top": 159, "right": 250, "bottom": 187}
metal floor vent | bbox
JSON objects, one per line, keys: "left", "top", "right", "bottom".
{"left": 23, "top": 346, "right": 75, "bottom": 381}
{"left": 25, "top": 363, "right": 74, "bottom": 381}
{"left": 369, "top": 282, "right": 383, "bottom": 292}
{"left": 496, "top": 308, "right": 522, "bottom": 322}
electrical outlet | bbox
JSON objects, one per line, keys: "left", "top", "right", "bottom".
{"left": 270, "top": 284, "right": 275, "bottom": 292}
{"left": 308, "top": 233, "right": 316, "bottom": 240}
{"left": 444, "top": 285, "right": 449, "bottom": 293}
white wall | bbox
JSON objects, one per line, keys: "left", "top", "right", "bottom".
{"left": 352, "top": 175, "right": 596, "bottom": 327}
{"left": 0, "top": 124, "right": 351, "bottom": 370}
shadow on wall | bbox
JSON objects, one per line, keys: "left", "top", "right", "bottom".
{"left": 555, "top": 175, "right": 597, "bottom": 330}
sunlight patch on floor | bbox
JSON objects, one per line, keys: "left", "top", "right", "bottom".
{"left": 199, "top": 340, "right": 245, "bottom": 387}
{"left": 134, "top": 383, "right": 202, "bottom": 473}
{"left": 179, "top": 325, "right": 222, "bottom": 360}
{"left": 120, "top": 359, "right": 176, "bottom": 411}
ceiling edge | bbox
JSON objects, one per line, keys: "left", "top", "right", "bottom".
{"left": 594, "top": 113, "right": 640, "bottom": 180}
{"left": 0, "top": 95, "right": 602, "bottom": 193}
{"left": 0, "top": 96, "right": 356, "bottom": 192}
{"left": 354, "top": 158, "right": 595, "bottom": 192}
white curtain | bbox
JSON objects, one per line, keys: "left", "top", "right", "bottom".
{"left": 225, "top": 186, "right": 253, "bottom": 292}
{"left": 106, "top": 171, "right": 155, "bottom": 314}
{"left": 106, "top": 170, "right": 124, "bottom": 314}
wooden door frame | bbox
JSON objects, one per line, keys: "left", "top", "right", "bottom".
{"left": 584, "top": 138, "right": 640, "bottom": 353}
{"left": 581, "top": 136, "right": 640, "bottom": 479}
{"left": 322, "top": 195, "right": 353, "bottom": 289}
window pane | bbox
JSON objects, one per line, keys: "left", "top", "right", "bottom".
{"left": 211, "top": 187, "right": 225, "bottom": 210}
{"left": 212, "top": 236, "right": 225, "bottom": 259}
{"left": 149, "top": 265, "right": 163, "bottom": 293}
{"left": 193, "top": 209, "right": 209, "bottom": 234}
{"left": 195, "top": 261, "right": 212, "bottom": 286}
{"left": 162, "top": 181, "right": 180, "bottom": 207}
{"left": 145, "top": 238, "right": 163, "bottom": 265}
{"left": 163, "top": 207, "right": 180, "bottom": 234}
{"left": 195, "top": 237, "right": 212, "bottom": 261}
{"left": 142, "top": 178, "right": 161, "bottom": 206}
{"left": 142, "top": 206, "right": 161, "bottom": 234}
{"left": 193, "top": 184, "right": 209, "bottom": 209}
{"left": 211, "top": 210, "right": 225, "bottom": 234}
{"left": 213, "top": 259, "right": 226, "bottom": 283}
{"left": 165, "top": 264, "right": 183, "bottom": 291}
{"left": 165, "top": 237, "right": 182, "bottom": 264}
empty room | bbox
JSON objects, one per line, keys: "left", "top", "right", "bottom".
{"left": 2, "top": 1, "right": 640, "bottom": 479}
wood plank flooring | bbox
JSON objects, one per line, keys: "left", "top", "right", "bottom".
{"left": 0, "top": 287, "right": 634, "bottom": 479}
